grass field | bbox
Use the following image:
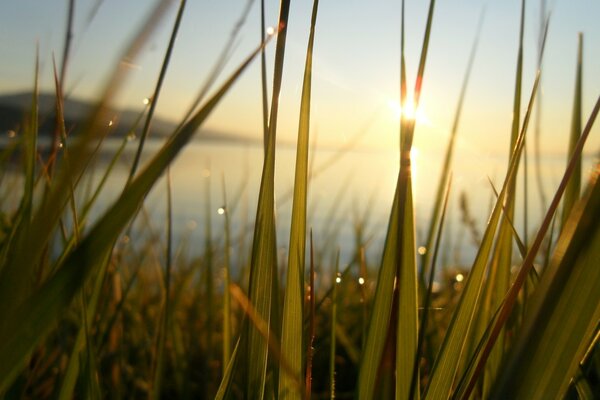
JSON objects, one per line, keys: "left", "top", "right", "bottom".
{"left": 0, "top": 0, "right": 599, "bottom": 399}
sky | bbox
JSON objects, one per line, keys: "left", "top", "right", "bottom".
{"left": 1, "top": 0, "right": 600, "bottom": 158}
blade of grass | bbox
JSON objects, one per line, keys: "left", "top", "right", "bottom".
{"left": 150, "top": 166, "right": 173, "bottom": 399}
{"left": 127, "top": 0, "right": 187, "bottom": 184}
{"left": 410, "top": 175, "right": 452, "bottom": 400}
{"left": 260, "top": 0, "right": 269, "bottom": 151}
{"left": 329, "top": 250, "right": 340, "bottom": 400}
{"left": 396, "top": 2, "right": 436, "bottom": 398}
{"left": 279, "top": 1, "right": 319, "bottom": 397}
{"left": 235, "top": 2, "right": 289, "bottom": 398}
{"left": 561, "top": 32, "right": 583, "bottom": 230}
{"left": 305, "top": 231, "right": 316, "bottom": 399}
{"left": 221, "top": 174, "right": 232, "bottom": 372}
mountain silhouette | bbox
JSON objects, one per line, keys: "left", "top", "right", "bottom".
{"left": 0, "top": 91, "right": 257, "bottom": 144}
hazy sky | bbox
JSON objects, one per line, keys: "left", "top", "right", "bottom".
{"left": 1, "top": 0, "right": 599, "bottom": 157}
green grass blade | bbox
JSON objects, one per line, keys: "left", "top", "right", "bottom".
{"left": 279, "top": 1, "right": 319, "bottom": 397}
{"left": 0, "top": 39, "right": 265, "bottom": 392}
{"left": 151, "top": 167, "right": 173, "bottom": 399}
{"left": 127, "top": 0, "right": 187, "bottom": 184}
{"left": 411, "top": 175, "right": 452, "bottom": 400}
{"left": 395, "top": 173, "right": 419, "bottom": 400}
{"left": 215, "top": 338, "right": 240, "bottom": 400}
{"left": 561, "top": 33, "right": 583, "bottom": 229}
{"left": 221, "top": 175, "right": 233, "bottom": 372}
{"left": 492, "top": 165, "right": 600, "bottom": 399}
{"left": 396, "top": 2, "right": 435, "bottom": 398}
{"left": 260, "top": 0, "right": 269, "bottom": 151}
{"left": 357, "top": 177, "right": 401, "bottom": 400}
{"left": 329, "top": 251, "right": 340, "bottom": 400}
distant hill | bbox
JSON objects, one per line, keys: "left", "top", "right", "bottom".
{"left": 0, "top": 91, "right": 258, "bottom": 145}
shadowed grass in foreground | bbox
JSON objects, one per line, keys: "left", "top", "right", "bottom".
{"left": 0, "top": 1, "right": 599, "bottom": 399}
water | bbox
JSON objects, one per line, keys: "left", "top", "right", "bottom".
{"left": 2, "top": 136, "right": 595, "bottom": 274}
{"left": 79, "top": 137, "right": 597, "bottom": 273}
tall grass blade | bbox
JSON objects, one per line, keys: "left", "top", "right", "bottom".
{"left": 279, "top": 1, "right": 319, "bottom": 397}
{"left": 221, "top": 175, "right": 233, "bottom": 372}
{"left": 236, "top": 1, "right": 290, "bottom": 398}
{"left": 260, "top": 0, "right": 269, "bottom": 151}
{"left": 561, "top": 32, "right": 583, "bottom": 230}
{"left": 305, "top": 231, "right": 316, "bottom": 398}
{"left": 396, "top": 2, "right": 435, "bottom": 398}
{"left": 329, "top": 251, "right": 340, "bottom": 399}
{"left": 151, "top": 167, "right": 173, "bottom": 399}
{"left": 127, "top": 0, "right": 187, "bottom": 183}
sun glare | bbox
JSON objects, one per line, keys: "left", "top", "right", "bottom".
{"left": 388, "top": 96, "right": 429, "bottom": 125}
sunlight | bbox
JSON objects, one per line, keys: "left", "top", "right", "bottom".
{"left": 387, "top": 95, "right": 430, "bottom": 125}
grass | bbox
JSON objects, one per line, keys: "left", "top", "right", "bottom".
{"left": 0, "top": 1, "right": 599, "bottom": 399}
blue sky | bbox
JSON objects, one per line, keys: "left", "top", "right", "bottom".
{"left": 1, "top": 0, "right": 599, "bottom": 156}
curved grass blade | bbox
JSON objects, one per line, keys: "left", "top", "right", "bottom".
{"left": 233, "top": 2, "right": 290, "bottom": 398}
{"left": 0, "top": 38, "right": 267, "bottom": 393}
{"left": 279, "top": 1, "right": 319, "bottom": 397}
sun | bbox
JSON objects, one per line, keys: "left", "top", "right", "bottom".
{"left": 387, "top": 95, "right": 430, "bottom": 125}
